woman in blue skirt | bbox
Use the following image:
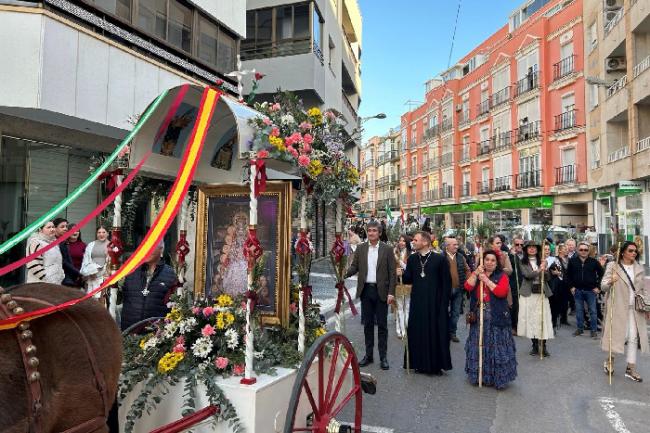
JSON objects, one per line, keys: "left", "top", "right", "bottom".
{"left": 464, "top": 249, "right": 517, "bottom": 389}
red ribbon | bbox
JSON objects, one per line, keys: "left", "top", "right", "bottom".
{"left": 330, "top": 234, "right": 345, "bottom": 262}
{"left": 334, "top": 281, "right": 358, "bottom": 316}
{"left": 252, "top": 159, "right": 267, "bottom": 198}
{"left": 295, "top": 231, "right": 311, "bottom": 256}
{"left": 301, "top": 285, "right": 312, "bottom": 310}
{"left": 176, "top": 231, "right": 190, "bottom": 266}
{"left": 245, "top": 289, "right": 258, "bottom": 313}
{"left": 107, "top": 229, "right": 124, "bottom": 267}
{"left": 243, "top": 228, "right": 263, "bottom": 270}
{"left": 98, "top": 169, "right": 123, "bottom": 193}
{"left": 346, "top": 205, "right": 355, "bottom": 218}
{"left": 302, "top": 175, "right": 314, "bottom": 194}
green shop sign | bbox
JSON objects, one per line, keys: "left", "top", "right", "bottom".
{"left": 421, "top": 196, "right": 554, "bottom": 215}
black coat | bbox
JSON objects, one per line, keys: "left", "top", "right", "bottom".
{"left": 120, "top": 263, "right": 178, "bottom": 331}
{"left": 60, "top": 242, "right": 81, "bottom": 286}
{"left": 402, "top": 251, "right": 452, "bottom": 373}
{"left": 566, "top": 256, "right": 604, "bottom": 291}
{"left": 508, "top": 253, "right": 523, "bottom": 296}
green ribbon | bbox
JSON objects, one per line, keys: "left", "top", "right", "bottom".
{"left": 0, "top": 90, "right": 169, "bottom": 255}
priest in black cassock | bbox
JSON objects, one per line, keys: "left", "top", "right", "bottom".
{"left": 399, "top": 231, "right": 453, "bottom": 374}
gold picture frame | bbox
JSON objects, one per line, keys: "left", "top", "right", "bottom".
{"left": 194, "top": 182, "right": 292, "bottom": 327}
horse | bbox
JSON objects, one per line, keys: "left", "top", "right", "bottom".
{"left": 0, "top": 283, "right": 122, "bottom": 433}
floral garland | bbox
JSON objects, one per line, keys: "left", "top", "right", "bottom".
{"left": 120, "top": 287, "right": 324, "bottom": 432}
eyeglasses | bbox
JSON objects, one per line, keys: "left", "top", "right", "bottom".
{"left": 578, "top": 248, "right": 589, "bottom": 252}
{"left": 514, "top": 243, "right": 524, "bottom": 247}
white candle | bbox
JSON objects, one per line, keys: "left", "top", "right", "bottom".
{"left": 249, "top": 162, "right": 258, "bottom": 226}
{"left": 298, "top": 291, "right": 305, "bottom": 354}
{"left": 300, "top": 194, "right": 307, "bottom": 231}
{"left": 112, "top": 175, "right": 123, "bottom": 228}
{"left": 244, "top": 298, "right": 254, "bottom": 379}
{"left": 335, "top": 199, "right": 342, "bottom": 233}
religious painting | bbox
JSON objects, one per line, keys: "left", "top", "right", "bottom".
{"left": 152, "top": 103, "right": 197, "bottom": 158}
{"left": 195, "top": 182, "right": 291, "bottom": 326}
{"left": 210, "top": 125, "right": 237, "bottom": 170}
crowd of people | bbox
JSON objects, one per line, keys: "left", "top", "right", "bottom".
{"left": 344, "top": 218, "right": 650, "bottom": 389}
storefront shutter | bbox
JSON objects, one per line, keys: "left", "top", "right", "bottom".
{"left": 27, "top": 146, "right": 68, "bottom": 225}
{"left": 67, "top": 154, "right": 99, "bottom": 241}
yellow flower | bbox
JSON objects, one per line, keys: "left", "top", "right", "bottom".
{"left": 165, "top": 308, "right": 182, "bottom": 322}
{"left": 216, "top": 294, "right": 233, "bottom": 308}
{"left": 157, "top": 352, "right": 184, "bottom": 374}
{"left": 307, "top": 107, "right": 323, "bottom": 125}
{"left": 269, "top": 135, "right": 285, "bottom": 150}
{"left": 307, "top": 160, "right": 324, "bottom": 177}
{"left": 216, "top": 311, "right": 235, "bottom": 329}
{"left": 224, "top": 311, "right": 235, "bottom": 326}
{"left": 315, "top": 327, "right": 327, "bottom": 337}
{"left": 139, "top": 338, "right": 147, "bottom": 349}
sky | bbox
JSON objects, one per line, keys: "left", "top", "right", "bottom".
{"left": 358, "top": 0, "right": 525, "bottom": 141}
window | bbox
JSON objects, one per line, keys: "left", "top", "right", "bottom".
{"left": 313, "top": 5, "right": 323, "bottom": 51}
{"left": 217, "top": 29, "right": 236, "bottom": 72}
{"left": 589, "top": 84, "right": 599, "bottom": 110}
{"left": 493, "top": 66, "right": 509, "bottom": 92}
{"left": 561, "top": 147, "right": 576, "bottom": 167}
{"left": 590, "top": 138, "right": 601, "bottom": 168}
{"left": 518, "top": 97, "right": 540, "bottom": 123}
{"left": 93, "top": 0, "right": 131, "bottom": 20}
{"left": 462, "top": 135, "right": 470, "bottom": 160}
{"left": 276, "top": 4, "right": 310, "bottom": 40}
{"left": 589, "top": 22, "right": 598, "bottom": 52}
{"left": 198, "top": 17, "right": 218, "bottom": 66}
{"left": 493, "top": 109, "right": 511, "bottom": 147}
{"left": 167, "top": 1, "right": 192, "bottom": 52}
{"left": 560, "top": 42, "right": 573, "bottom": 61}
{"left": 138, "top": 0, "right": 167, "bottom": 40}
{"left": 517, "top": 50, "right": 539, "bottom": 79}
{"left": 494, "top": 154, "right": 512, "bottom": 179}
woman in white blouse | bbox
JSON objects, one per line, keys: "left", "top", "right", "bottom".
{"left": 80, "top": 226, "right": 110, "bottom": 297}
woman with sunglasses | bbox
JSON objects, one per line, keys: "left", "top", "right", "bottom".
{"left": 600, "top": 241, "right": 650, "bottom": 382}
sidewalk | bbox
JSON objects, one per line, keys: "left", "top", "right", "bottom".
{"left": 307, "top": 257, "right": 358, "bottom": 318}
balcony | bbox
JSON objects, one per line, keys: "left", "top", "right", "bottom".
{"left": 553, "top": 55, "right": 576, "bottom": 81}
{"left": 441, "top": 152, "right": 453, "bottom": 166}
{"left": 636, "top": 136, "right": 650, "bottom": 154}
{"left": 423, "top": 189, "right": 439, "bottom": 202}
{"left": 460, "top": 147, "right": 471, "bottom": 162}
{"left": 493, "top": 131, "right": 512, "bottom": 152}
{"left": 429, "top": 158, "right": 440, "bottom": 170}
{"left": 515, "top": 170, "right": 542, "bottom": 189}
{"left": 400, "top": 168, "right": 406, "bottom": 178}
{"left": 362, "top": 158, "right": 374, "bottom": 169}
{"left": 555, "top": 164, "right": 576, "bottom": 185}
{"left": 460, "top": 182, "right": 471, "bottom": 197}
{"left": 377, "top": 151, "right": 399, "bottom": 165}
{"left": 477, "top": 99, "right": 491, "bottom": 117}
{"left": 441, "top": 117, "right": 453, "bottom": 133}
{"left": 607, "top": 75, "right": 627, "bottom": 98}
{"left": 514, "top": 71, "right": 540, "bottom": 98}
{"left": 389, "top": 174, "right": 400, "bottom": 185}
{"left": 477, "top": 180, "right": 490, "bottom": 195}
{"left": 376, "top": 176, "right": 389, "bottom": 188}
{"left": 515, "top": 120, "right": 542, "bottom": 144}
{"left": 491, "top": 87, "right": 511, "bottom": 108}
{"left": 424, "top": 125, "right": 440, "bottom": 139}
{"left": 604, "top": 8, "right": 623, "bottom": 35}
{"left": 241, "top": 37, "right": 312, "bottom": 61}
{"left": 409, "top": 166, "right": 418, "bottom": 177}
{"left": 608, "top": 146, "right": 631, "bottom": 163}
{"left": 342, "top": 91, "right": 359, "bottom": 125}
{"left": 554, "top": 109, "right": 577, "bottom": 132}
{"left": 440, "top": 185, "right": 454, "bottom": 200}
{"left": 477, "top": 138, "right": 493, "bottom": 156}
{"left": 494, "top": 175, "right": 513, "bottom": 192}
{"left": 634, "top": 55, "right": 650, "bottom": 79}
{"left": 459, "top": 111, "right": 471, "bottom": 128}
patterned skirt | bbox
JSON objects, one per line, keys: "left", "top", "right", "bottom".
{"left": 465, "top": 308, "right": 517, "bottom": 389}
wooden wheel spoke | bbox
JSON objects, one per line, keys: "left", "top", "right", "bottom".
{"left": 324, "top": 340, "right": 341, "bottom": 408}
{"left": 303, "top": 381, "right": 320, "bottom": 418}
{"left": 326, "top": 355, "right": 352, "bottom": 412}
{"left": 330, "top": 385, "right": 361, "bottom": 418}
{"left": 318, "top": 345, "right": 325, "bottom": 409}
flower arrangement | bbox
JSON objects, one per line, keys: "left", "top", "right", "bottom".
{"left": 120, "top": 287, "right": 324, "bottom": 433}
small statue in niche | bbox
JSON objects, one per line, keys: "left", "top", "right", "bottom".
{"left": 160, "top": 111, "right": 194, "bottom": 157}
{"left": 211, "top": 133, "right": 236, "bottom": 170}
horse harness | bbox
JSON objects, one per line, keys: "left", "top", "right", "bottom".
{"left": 0, "top": 286, "right": 111, "bottom": 433}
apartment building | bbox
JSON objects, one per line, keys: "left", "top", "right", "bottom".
{"left": 399, "top": 0, "right": 589, "bottom": 231}
{"left": 358, "top": 129, "right": 401, "bottom": 216}
{"left": 242, "top": 0, "right": 362, "bottom": 159}
{"left": 584, "top": 0, "right": 650, "bottom": 250}
{"left": 0, "top": 0, "right": 245, "bottom": 285}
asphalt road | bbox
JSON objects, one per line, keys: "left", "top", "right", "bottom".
{"left": 308, "top": 259, "right": 650, "bottom": 433}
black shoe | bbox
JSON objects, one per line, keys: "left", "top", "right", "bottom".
{"left": 380, "top": 359, "right": 389, "bottom": 370}
{"left": 359, "top": 356, "right": 373, "bottom": 367}
{"left": 591, "top": 331, "right": 599, "bottom": 339}
{"left": 541, "top": 342, "right": 550, "bottom": 357}
{"left": 529, "top": 347, "right": 539, "bottom": 356}
{"left": 573, "top": 329, "right": 584, "bottom": 336}
{"left": 450, "top": 334, "right": 460, "bottom": 343}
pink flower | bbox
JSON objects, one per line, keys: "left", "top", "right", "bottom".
{"left": 175, "top": 336, "right": 185, "bottom": 346}
{"left": 118, "top": 145, "right": 130, "bottom": 158}
{"left": 214, "top": 357, "right": 229, "bottom": 370}
{"left": 270, "top": 127, "right": 280, "bottom": 137}
{"left": 299, "top": 121, "right": 312, "bottom": 131}
{"left": 257, "top": 150, "right": 269, "bottom": 159}
{"left": 241, "top": 301, "right": 247, "bottom": 310}
{"left": 298, "top": 155, "right": 310, "bottom": 167}
{"left": 233, "top": 364, "right": 246, "bottom": 376}
{"left": 287, "top": 146, "right": 299, "bottom": 158}
{"left": 202, "top": 307, "right": 214, "bottom": 317}
{"left": 290, "top": 302, "right": 298, "bottom": 314}
{"left": 192, "top": 307, "right": 201, "bottom": 315}
{"left": 201, "top": 324, "right": 216, "bottom": 337}
{"left": 302, "top": 143, "right": 312, "bottom": 154}
{"left": 302, "top": 134, "right": 313, "bottom": 145}
{"left": 262, "top": 117, "right": 272, "bottom": 126}
{"left": 325, "top": 111, "right": 336, "bottom": 120}
{"left": 255, "top": 72, "right": 265, "bottom": 81}
{"left": 173, "top": 344, "right": 185, "bottom": 353}
{"left": 270, "top": 103, "right": 281, "bottom": 112}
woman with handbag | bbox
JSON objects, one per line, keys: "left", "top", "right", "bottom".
{"left": 517, "top": 240, "right": 554, "bottom": 357}
{"left": 394, "top": 235, "right": 412, "bottom": 339}
{"left": 80, "top": 226, "right": 110, "bottom": 298}
{"left": 601, "top": 241, "right": 650, "bottom": 382}
{"left": 464, "top": 250, "right": 517, "bottom": 389}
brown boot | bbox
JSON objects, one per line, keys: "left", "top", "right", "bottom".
{"left": 603, "top": 358, "right": 614, "bottom": 375}
{"left": 625, "top": 364, "right": 643, "bottom": 382}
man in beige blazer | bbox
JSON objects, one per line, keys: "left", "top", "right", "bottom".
{"left": 345, "top": 220, "right": 397, "bottom": 370}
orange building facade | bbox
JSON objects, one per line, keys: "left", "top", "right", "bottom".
{"left": 400, "top": 0, "right": 590, "bottom": 231}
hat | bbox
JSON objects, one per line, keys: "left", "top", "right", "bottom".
{"left": 524, "top": 240, "right": 540, "bottom": 249}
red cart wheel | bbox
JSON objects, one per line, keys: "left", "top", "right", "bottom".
{"left": 284, "top": 331, "right": 362, "bottom": 433}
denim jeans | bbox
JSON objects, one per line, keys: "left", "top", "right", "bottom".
{"left": 575, "top": 289, "right": 598, "bottom": 332}
{"left": 448, "top": 287, "right": 463, "bottom": 335}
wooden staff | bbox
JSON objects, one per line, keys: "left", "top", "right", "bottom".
{"left": 540, "top": 239, "right": 547, "bottom": 360}
{"left": 478, "top": 251, "right": 485, "bottom": 387}
{"left": 608, "top": 242, "right": 621, "bottom": 385}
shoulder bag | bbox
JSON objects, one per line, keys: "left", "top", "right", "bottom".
{"left": 618, "top": 263, "right": 650, "bottom": 313}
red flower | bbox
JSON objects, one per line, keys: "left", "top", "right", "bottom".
{"left": 233, "top": 364, "right": 245, "bottom": 376}
{"left": 215, "top": 79, "right": 224, "bottom": 87}
{"left": 298, "top": 155, "right": 310, "bottom": 167}
{"left": 303, "top": 134, "right": 313, "bottom": 145}
{"left": 214, "top": 357, "right": 229, "bottom": 369}
{"left": 255, "top": 72, "right": 265, "bottom": 81}
{"left": 201, "top": 324, "right": 216, "bottom": 337}
{"left": 202, "top": 307, "right": 215, "bottom": 317}
{"left": 257, "top": 150, "right": 269, "bottom": 159}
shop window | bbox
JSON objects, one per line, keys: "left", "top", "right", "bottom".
{"left": 138, "top": 0, "right": 167, "bottom": 40}
{"left": 530, "top": 208, "right": 552, "bottom": 225}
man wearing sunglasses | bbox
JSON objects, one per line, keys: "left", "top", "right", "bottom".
{"left": 509, "top": 236, "right": 525, "bottom": 333}
{"left": 566, "top": 241, "right": 604, "bottom": 338}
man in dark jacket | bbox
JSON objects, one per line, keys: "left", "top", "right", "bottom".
{"left": 508, "top": 236, "right": 524, "bottom": 333}
{"left": 566, "top": 241, "right": 604, "bottom": 338}
{"left": 120, "top": 242, "right": 179, "bottom": 332}
{"left": 53, "top": 218, "right": 82, "bottom": 287}
{"left": 444, "top": 236, "right": 470, "bottom": 343}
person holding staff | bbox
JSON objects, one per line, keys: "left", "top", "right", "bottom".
{"left": 394, "top": 234, "right": 412, "bottom": 339}
{"left": 600, "top": 241, "right": 650, "bottom": 382}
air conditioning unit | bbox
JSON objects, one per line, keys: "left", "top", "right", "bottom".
{"left": 604, "top": 10, "right": 620, "bottom": 22}
{"left": 605, "top": 56, "right": 626, "bottom": 72}
{"left": 604, "top": 0, "right": 623, "bottom": 11}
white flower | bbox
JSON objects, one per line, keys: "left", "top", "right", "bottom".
{"left": 191, "top": 336, "right": 213, "bottom": 358}
{"left": 179, "top": 317, "right": 197, "bottom": 334}
{"left": 281, "top": 114, "right": 295, "bottom": 125}
{"left": 261, "top": 101, "right": 268, "bottom": 108}
{"left": 254, "top": 350, "right": 265, "bottom": 360}
{"left": 162, "top": 321, "right": 179, "bottom": 339}
{"left": 197, "top": 361, "right": 211, "bottom": 374}
{"left": 225, "top": 328, "right": 239, "bottom": 350}
{"left": 143, "top": 337, "right": 159, "bottom": 351}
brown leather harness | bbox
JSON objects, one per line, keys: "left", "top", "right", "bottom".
{"left": 0, "top": 287, "right": 112, "bottom": 433}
